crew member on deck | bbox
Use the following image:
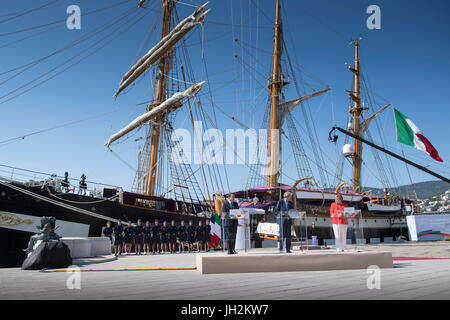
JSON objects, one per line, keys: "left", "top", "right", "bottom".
{"left": 178, "top": 220, "right": 187, "bottom": 253}
{"left": 151, "top": 219, "right": 161, "bottom": 254}
{"left": 123, "top": 221, "right": 134, "bottom": 254}
{"left": 113, "top": 220, "right": 124, "bottom": 256}
{"left": 252, "top": 194, "right": 259, "bottom": 205}
{"left": 222, "top": 193, "right": 239, "bottom": 255}
{"left": 161, "top": 221, "right": 169, "bottom": 253}
{"left": 276, "top": 191, "right": 294, "bottom": 253}
{"left": 143, "top": 221, "right": 152, "bottom": 255}
{"left": 78, "top": 173, "right": 87, "bottom": 195}
{"left": 134, "top": 219, "right": 144, "bottom": 255}
{"left": 330, "top": 194, "right": 348, "bottom": 252}
{"left": 186, "top": 220, "right": 196, "bottom": 252}
{"left": 168, "top": 220, "right": 177, "bottom": 253}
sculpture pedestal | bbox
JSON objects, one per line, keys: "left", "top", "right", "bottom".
{"left": 61, "top": 237, "right": 111, "bottom": 258}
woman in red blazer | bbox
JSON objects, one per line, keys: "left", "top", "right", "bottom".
{"left": 330, "top": 194, "right": 348, "bottom": 252}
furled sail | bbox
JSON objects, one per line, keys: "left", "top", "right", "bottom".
{"left": 358, "top": 103, "right": 390, "bottom": 136}
{"left": 113, "top": 2, "right": 210, "bottom": 98}
{"left": 105, "top": 81, "right": 206, "bottom": 147}
{"left": 277, "top": 88, "right": 330, "bottom": 128}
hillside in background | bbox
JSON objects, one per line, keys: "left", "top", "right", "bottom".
{"left": 363, "top": 181, "right": 450, "bottom": 200}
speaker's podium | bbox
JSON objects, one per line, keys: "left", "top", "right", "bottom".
{"left": 196, "top": 208, "right": 393, "bottom": 274}
{"left": 221, "top": 208, "right": 264, "bottom": 253}
{"left": 344, "top": 207, "right": 365, "bottom": 248}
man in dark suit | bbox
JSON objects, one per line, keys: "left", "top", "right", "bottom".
{"left": 221, "top": 193, "right": 240, "bottom": 255}
{"left": 276, "top": 191, "right": 294, "bottom": 253}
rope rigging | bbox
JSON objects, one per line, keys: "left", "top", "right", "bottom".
{"left": 0, "top": 8, "right": 152, "bottom": 105}
{"left": 0, "top": 0, "right": 60, "bottom": 25}
{"left": 0, "top": 0, "right": 135, "bottom": 37}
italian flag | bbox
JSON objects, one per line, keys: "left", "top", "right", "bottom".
{"left": 210, "top": 212, "right": 222, "bottom": 248}
{"left": 394, "top": 109, "right": 443, "bottom": 162}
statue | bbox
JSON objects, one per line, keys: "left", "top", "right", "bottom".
{"left": 23, "top": 216, "right": 61, "bottom": 255}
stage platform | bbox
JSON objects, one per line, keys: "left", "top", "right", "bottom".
{"left": 196, "top": 249, "right": 393, "bottom": 274}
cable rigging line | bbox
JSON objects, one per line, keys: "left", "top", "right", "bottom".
{"left": 0, "top": 100, "right": 149, "bottom": 146}
{"left": 0, "top": 7, "right": 136, "bottom": 81}
{"left": 0, "top": 0, "right": 59, "bottom": 24}
{"left": 0, "top": 9, "right": 150, "bottom": 105}
{"left": 0, "top": 23, "right": 60, "bottom": 50}
{"left": 0, "top": 0, "right": 134, "bottom": 37}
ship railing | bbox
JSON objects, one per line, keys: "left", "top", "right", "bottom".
{"left": 0, "top": 164, "right": 122, "bottom": 201}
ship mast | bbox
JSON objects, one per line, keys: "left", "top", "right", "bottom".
{"left": 146, "top": 0, "right": 172, "bottom": 196}
{"left": 268, "top": 0, "right": 282, "bottom": 187}
{"left": 266, "top": 0, "right": 329, "bottom": 187}
{"left": 107, "top": 1, "right": 210, "bottom": 197}
{"left": 349, "top": 39, "right": 363, "bottom": 193}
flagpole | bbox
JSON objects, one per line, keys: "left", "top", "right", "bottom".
{"left": 329, "top": 126, "right": 450, "bottom": 184}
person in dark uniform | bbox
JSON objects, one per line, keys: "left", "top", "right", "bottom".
{"left": 276, "top": 191, "right": 294, "bottom": 253}
{"left": 168, "top": 220, "right": 178, "bottom": 253}
{"left": 123, "top": 221, "right": 134, "bottom": 254}
{"left": 203, "top": 219, "right": 211, "bottom": 252}
{"left": 177, "top": 220, "right": 187, "bottom": 253}
{"left": 186, "top": 220, "right": 196, "bottom": 252}
{"left": 196, "top": 220, "right": 204, "bottom": 252}
{"left": 160, "top": 221, "right": 169, "bottom": 253}
{"left": 151, "top": 219, "right": 161, "bottom": 254}
{"left": 113, "top": 220, "right": 124, "bottom": 256}
{"left": 102, "top": 221, "right": 113, "bottom": 252}
{"left": 143, "top": 221, "right": 152, "bottom": 255}
{"left": 222, "top": 193, "right": 239, "bottom": 255}
{"left": 134, "top": 219, "right": 144, "bottom": 255}
{"left": 102, "top": 221, "right": 113, "bottom": 240}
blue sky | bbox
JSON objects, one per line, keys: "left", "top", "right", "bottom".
{"left": 0, "top": 0, "right": 449, "bottom": 196}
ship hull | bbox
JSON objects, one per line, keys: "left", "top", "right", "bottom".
{"left": 0, "top": 183, "right": 205, "bottom": 267}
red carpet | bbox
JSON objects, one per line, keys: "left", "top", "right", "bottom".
{"left": 392, "top": 257, "right": 450, "bottom": 261}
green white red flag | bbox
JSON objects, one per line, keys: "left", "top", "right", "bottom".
{"left": 394, "top": 109, "right": 443, "bottom": 162}
{"left": 210, "top": 212, "right": 221, "bottom": 248}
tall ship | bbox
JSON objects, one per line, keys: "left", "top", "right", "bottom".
{"left": 1, "top": 0, "right": 444, "bottom": 267}
{"left": 0, "top": 0, "right": 215, "bottom": 267}
{"left": 222, "top": 1, "right": 413, "bottom": 245}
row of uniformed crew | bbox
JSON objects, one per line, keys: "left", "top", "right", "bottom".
{"left": 102, "top": 219, "right": 211, "bottom": 256}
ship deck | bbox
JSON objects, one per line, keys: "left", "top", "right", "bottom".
{"left": 1, "top": 242, "right": 449, "bottom": 299}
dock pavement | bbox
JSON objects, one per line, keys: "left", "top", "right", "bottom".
{"left": 1, "top": 242, "right": 449, "bottom": 300}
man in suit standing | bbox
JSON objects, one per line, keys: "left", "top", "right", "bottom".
{"left": 276, "top": 191, "right": 294, "bottom": 253}
{"left": 221, "top": 193, "right": 240, "bottom": 255}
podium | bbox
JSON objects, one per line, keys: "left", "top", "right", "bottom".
{"left": 223, "top": 208, "right": 264, "bottom": 252}
{"left": 330, "top": 207, "right": 365, "bottom": 250}
{"left": 347, "top": 209, "right": 365, "bottom": 248}
{"left": 288, "top": 209, "right": 308, "bottom": 250}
